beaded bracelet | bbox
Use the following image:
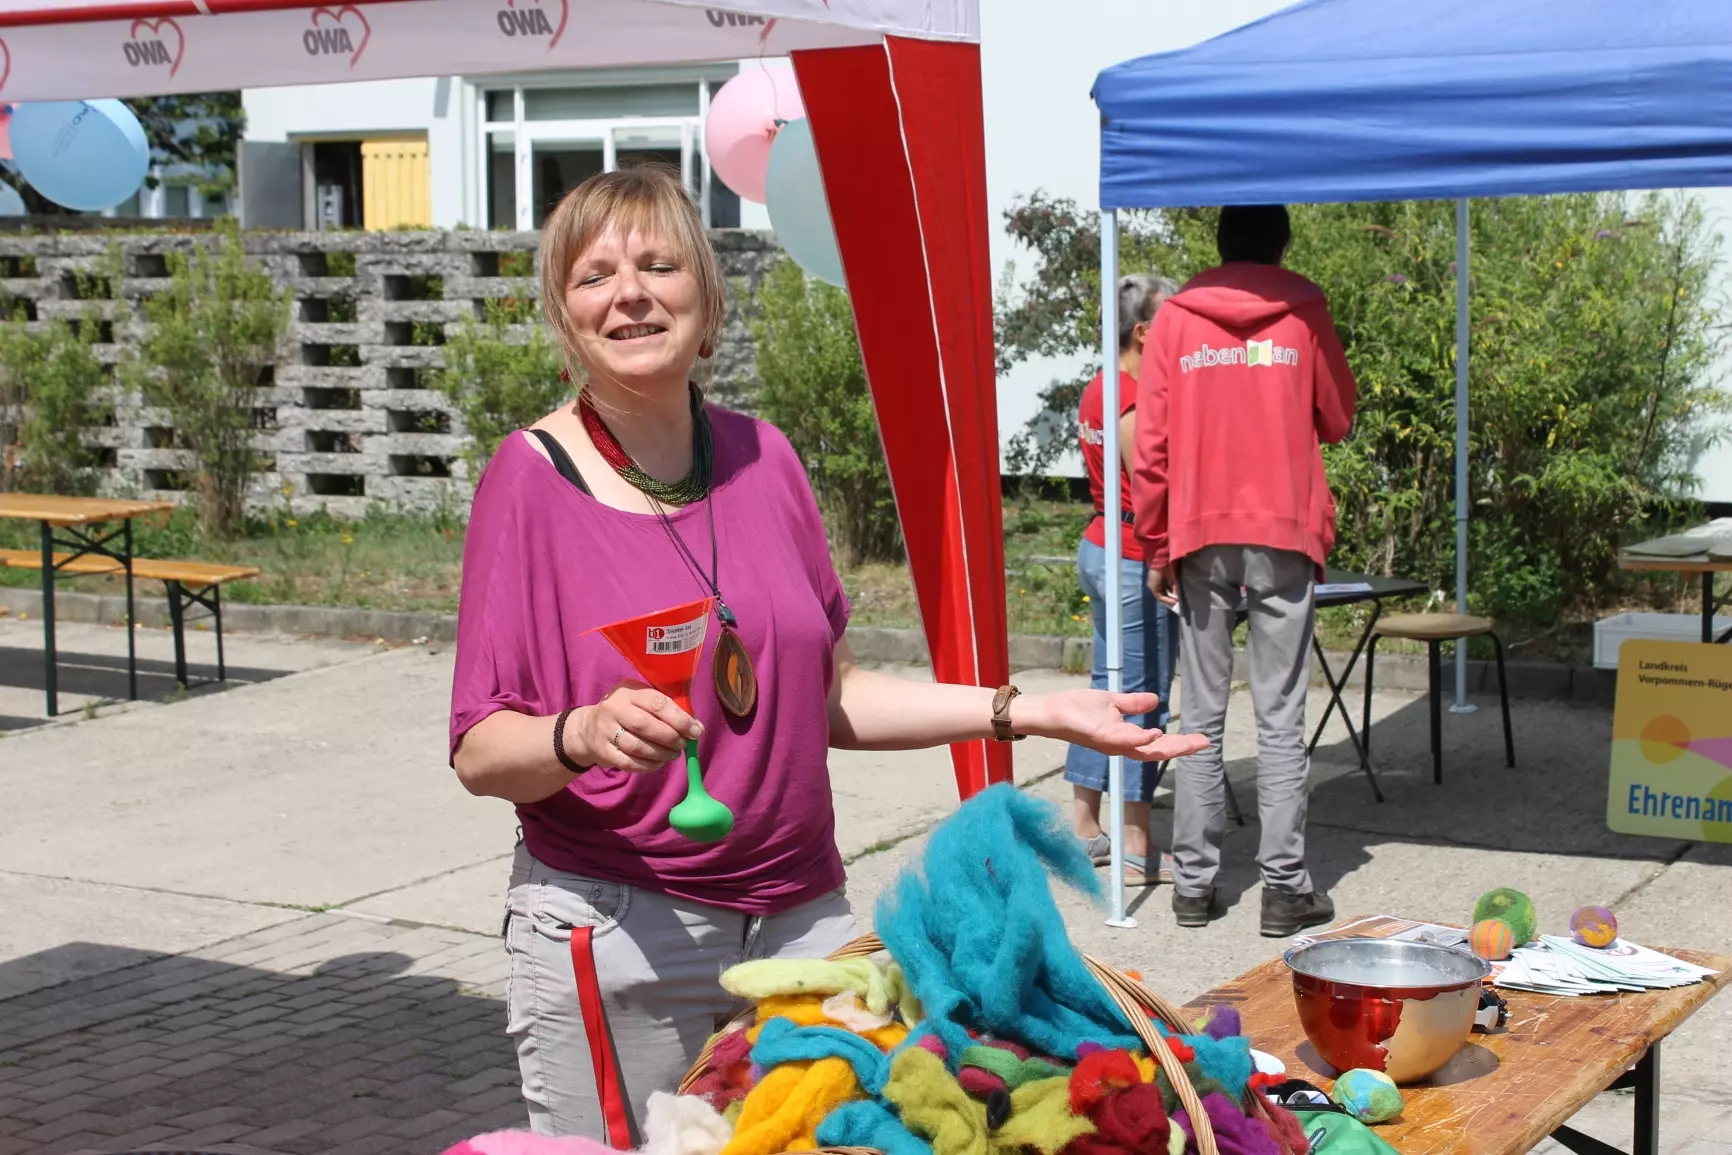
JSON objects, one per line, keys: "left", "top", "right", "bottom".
{"left": 552, "top": 707, "right": 585, "bottom": 775}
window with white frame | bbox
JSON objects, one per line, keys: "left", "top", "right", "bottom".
{"left": 480, "top": 77, "right": 736, "bottom": 231}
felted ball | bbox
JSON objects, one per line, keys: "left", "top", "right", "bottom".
{"left": 1570, "top": 905, "right": 1619, "bottom": 948}
{"left": 1468, "top": 918, "right": 1515, "bottom": 961}
{"left": 1330, "top": 1068, "right": 1404, "bottom": 1123}
{"left": 1471, "top": 888, "right": 1538, "bottom": 946}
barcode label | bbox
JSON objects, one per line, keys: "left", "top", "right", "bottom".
{"left": 646, "top": 615, "right": 706, "bottom": 655}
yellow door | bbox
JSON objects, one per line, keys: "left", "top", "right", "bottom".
{"left": 361, "top": 137, "right": 432, "bottom": 229}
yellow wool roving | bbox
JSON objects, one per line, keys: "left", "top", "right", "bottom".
{"left": 721, "top": 958, "right": 916, "bottom": 1018}
{"left": 720, "top": 1058, "right": 860, "bottom": 1155}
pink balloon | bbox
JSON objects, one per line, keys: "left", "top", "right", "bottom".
{"left": 705, "top": 66, "right": 803, "bottom": 205}
{"left": 0, "top": 107, "right": 12, "bottom": 162}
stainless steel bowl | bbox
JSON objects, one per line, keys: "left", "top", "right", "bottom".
{"left": 1283, "top": 938, "right": 1492, "bottom": 1084}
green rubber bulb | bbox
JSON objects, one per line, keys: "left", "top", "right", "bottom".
{"left": 668, "top": 737, "right": 733, "bottom": 843}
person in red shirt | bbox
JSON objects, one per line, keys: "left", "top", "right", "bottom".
{"left": 1067, "top": 272, "right": 1181, "bottom": 887}
{"left": 1132, "top": 205, "right": 1357, "bottom": 937}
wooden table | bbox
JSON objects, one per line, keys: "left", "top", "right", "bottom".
{"left": 1184, "top": 919, "right": 1730, "bottom": 1155}
{"left": 0, "top": 493, "right": 174, "bottom": 717}
{"left": 1618, "top": 522, "right": 1732, "bottom": 644}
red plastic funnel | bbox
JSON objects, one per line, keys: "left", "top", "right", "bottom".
{"left": 590, "top": 596, "right": 715, "bottom": 711}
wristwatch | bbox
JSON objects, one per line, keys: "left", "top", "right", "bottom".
{"left": 991, "top": 685, "right": 1025, "bottom": 742}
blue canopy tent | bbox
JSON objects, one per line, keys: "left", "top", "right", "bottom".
{"left": 1085, "top": 0, "right": 1732, "bottom": 925}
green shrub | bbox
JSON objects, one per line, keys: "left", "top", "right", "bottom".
{"left": 123, "top": 218, "right": 293, "bottom": 538}
{"left": 751, "top": 259, "right": 900, "bottom": 565}
{"left": 0, "top": 307, "right": 111, "bottom": 495}
{"left": 435, "top": 298, "right": 567, "bottom": 477}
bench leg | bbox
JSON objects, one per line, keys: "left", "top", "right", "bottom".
{"left": 1632, "top": 1043, "right": 1658, "bottom": 1155}
{"left": 215, "top": 581, "right": 228, "bottom": 682}
{"left": 1491, "top": 631, "right": 1514, "bottom": 768}
{"left": 124, "top": 517, "right": 138, "bottom": 702}
{"left": 166, "top": 580, "right": 188, "bottom": 692}
{"left": 39, "top": 521, "right": 57, "bottom": 717}
{"left": 1428, "top": 641, "right": 1443, "bottom": 785}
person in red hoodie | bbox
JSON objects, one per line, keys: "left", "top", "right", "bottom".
{"left": 1131, "top": 205, "right": 1357, "bottom": 937}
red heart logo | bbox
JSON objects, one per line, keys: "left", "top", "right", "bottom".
{"left": 311, "top": 5, "right": 371, "bottom": 68}
{"left": 129, "top": 17, "right": 186, "bottom": 79}
{"left": 503, "top": 0, "right": 568, "bottom": 49}
{"left": 0, "top": 39, "right": 11, "bottom": 93}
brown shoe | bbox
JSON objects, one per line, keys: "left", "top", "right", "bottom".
{"left": 1261, "top": 888, "right": 1335, "bottom": 938}
{"left": 1173, "top": 889, "right": 1219, "bottom": 928}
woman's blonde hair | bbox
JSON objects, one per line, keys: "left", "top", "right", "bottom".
{"left": 538, "top": 163, "right": 726, "bottom": 378}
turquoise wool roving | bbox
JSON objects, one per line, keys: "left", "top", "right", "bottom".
{"left": 874, "top": 784, "right": 1143, "bottom": 1066}
{"left": 1331, "top": 1068, "right": 1404, "bottom": 1123}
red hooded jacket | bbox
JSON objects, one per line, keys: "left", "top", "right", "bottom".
{"left": 1132, "top": 263, "right": 1357, "bottom": 573}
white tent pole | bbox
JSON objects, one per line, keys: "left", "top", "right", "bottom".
{"left": 1101, "top": 211, "right": 1134, "bottom": 929}
{"left": 1452, "top": 198, "right": 1475, "bottom": 713}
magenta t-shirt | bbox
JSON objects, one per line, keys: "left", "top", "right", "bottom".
{"left": 449, "top": 406, "right": 850, "bottom": 915}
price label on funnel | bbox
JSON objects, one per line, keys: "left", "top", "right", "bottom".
{"left": 648, "top": 616, "right": 707, "bottom": 655}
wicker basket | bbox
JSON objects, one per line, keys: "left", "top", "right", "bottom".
{"left": 678, "top": 933, "right": 1295, "bottom": 1155}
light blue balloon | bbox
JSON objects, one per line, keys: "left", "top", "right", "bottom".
{"left": 12, "top": 99, "right": 150, "bottom": 213}
{"left": 0, "top": 181, "right": 24, "bottom": 217}
{"left": 765, "top": 118, "right": 845, "bottom": 288}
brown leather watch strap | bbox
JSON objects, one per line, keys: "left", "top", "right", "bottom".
{"left": 991, "top": 684, "right": 1025, "bottom": 742}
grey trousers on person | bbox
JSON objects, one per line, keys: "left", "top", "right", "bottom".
{"left": 1172, "top": 544, "right": 1316, "bottom": 896}
{"left": 504, "top": 843, "right": 858, "bottom": 1141}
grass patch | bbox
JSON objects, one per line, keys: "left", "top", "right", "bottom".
{"left": 0, "top": 493, "right": 1703, "bottom": 667}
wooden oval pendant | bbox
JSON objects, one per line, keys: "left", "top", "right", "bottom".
{"left": 714, "top": 627, "right": 758, "bottom": 717}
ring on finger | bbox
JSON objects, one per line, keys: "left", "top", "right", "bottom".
{"left": 609, "top": 725, "right": 626, "bottom": 750}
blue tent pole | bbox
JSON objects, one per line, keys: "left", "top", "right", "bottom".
{"left": 1100, "top": 210, "right": 1134, "bottom": 929}
{"left": 1452, "top": 198, "right": 1475, "bottom": 713}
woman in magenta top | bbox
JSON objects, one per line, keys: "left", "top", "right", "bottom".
{"left": 449, "top": 166, "right": 1204, "bottom": 1142}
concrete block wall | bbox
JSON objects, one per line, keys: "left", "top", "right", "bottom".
{"left": 0, "top": 228, "right": 783, "bottom": 518}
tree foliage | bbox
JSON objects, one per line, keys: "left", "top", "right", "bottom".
{"left": 435, "top": 296, "right": 568, "bottom": 479}
{"left": 995, "top": 191, "right": 1728, "bottom": 623}
{"left": 0, "top": 307, "right": 111, "bottom": 494}
{"left": 751, "top": 259, "right": 901, "bottom": 565}
{"left": 123, "top": 220, "right": 292, "bottom": 538}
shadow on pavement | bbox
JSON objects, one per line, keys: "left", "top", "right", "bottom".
{"left": 0, "top": 644, "right": 297, "bottom": 711}
{"left": 0, "top": 942, "right": 524, "bottom": 1155}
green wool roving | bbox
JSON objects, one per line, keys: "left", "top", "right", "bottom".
{"left": 1331, "top": 1068, "right": 1404, "bottom": 1123}
{"left": 1471, "top": 888, "right": 1538, "bottom": 946}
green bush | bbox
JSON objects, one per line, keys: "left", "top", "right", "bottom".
{"left": 0, "top": 307, "right": 111, "bottom": 495}
{"left": 123, "top": 219, "right": 293, "bottom": 539}
{"left": 996, "top": 192, "right": 1728, "bottom": 624}
{"left": 750, "top": 259, "right": 900, "bottom": 565}
{"left": 435, "top": 297, "right": 567, "bottom": 477}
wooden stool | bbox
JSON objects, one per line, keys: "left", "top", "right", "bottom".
{"left": 1362, "top": 613, "right": 1515, "bottom": 788}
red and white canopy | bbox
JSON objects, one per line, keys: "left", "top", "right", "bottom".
{"left": 0, "top": 0, "right": 977, "bottom": 102}
{"left": 0, "top": 0, "right": 1013, "bottom": 801}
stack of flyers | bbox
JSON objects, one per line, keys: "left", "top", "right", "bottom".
{"left": 1489, "top": 936, "right": 1719, "bottom": 997}
{"left": 1291, "top": 914, "right": 1469, "bottom": 950}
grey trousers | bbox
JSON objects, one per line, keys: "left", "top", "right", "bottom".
{"left": 504, "top": 843, "right": 858, "bottom": 1141}
{"left": 1172, "top": 544, "right": 1316, "bottom": 896}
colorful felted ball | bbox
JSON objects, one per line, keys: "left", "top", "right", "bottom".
{"left": 1570, "top": 905, "right": 1619, "bottom": 948}
{"left": 1468, "top": 918, "right": 1515, "bottom": 961}
{"left": 1330, "top": 1068, "right": 1404, "bottom": 1123}
{"left": 1471, "top": 888, "right": 1538, "bottom": 946}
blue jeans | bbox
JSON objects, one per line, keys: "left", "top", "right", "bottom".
{"left": 1064, "top": 537, "right": 1181, "bottom": 802}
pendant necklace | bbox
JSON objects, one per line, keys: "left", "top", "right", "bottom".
{"left": 579, "top": 385, "right": 758, "bottom": 717}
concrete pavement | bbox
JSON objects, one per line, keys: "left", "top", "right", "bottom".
{"left": 0, "top": 631, "right": 1727, "bottom": 1155}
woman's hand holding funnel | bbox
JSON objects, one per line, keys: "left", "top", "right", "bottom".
{"left": 579, "top": 681, "right": 705, "bottom": 773}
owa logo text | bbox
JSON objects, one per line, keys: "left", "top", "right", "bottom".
{"left": 1179, "top": 339, "right": 1299, "bottom": 374}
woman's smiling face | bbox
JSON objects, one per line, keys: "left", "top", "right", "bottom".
{"left": 563, "top": 223, "right": 706, "bottom": 388}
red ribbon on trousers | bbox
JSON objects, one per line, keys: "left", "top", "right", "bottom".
{"left": 570, "top": 926, "right": 632, "bottom": 1149}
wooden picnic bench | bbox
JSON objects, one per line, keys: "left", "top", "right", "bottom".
{"left": 0, "top": 547, "right": 259, "bottom": 692}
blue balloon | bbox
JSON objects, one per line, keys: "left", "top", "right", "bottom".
{"left": 765, "top": 118, "right": 845, "bottom": 288}
{"left": 0, "top": 181, "right": 23, "bottom": 217}
{"left": 12, "top": 99, "right": 149, "bottom": 213}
